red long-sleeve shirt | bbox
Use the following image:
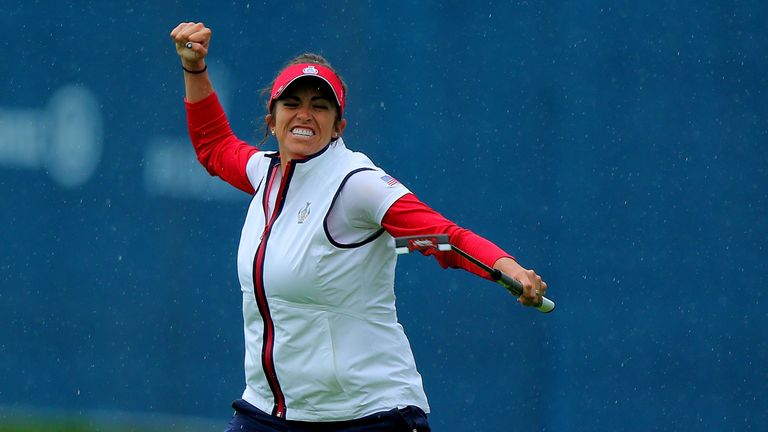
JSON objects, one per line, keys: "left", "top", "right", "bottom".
{"left": 185, "top": 92, "right": 513, "bottom": 280}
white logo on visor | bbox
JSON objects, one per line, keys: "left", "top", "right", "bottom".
{"left": 302, "top": 66, "right": 319, "bottom": 75}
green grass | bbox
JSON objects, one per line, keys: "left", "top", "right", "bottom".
{"left": 0, "top": 422, "right": 92, "bottom": 432}
{"left": 0, "top": 420, "right": 219, "bottom": 432}
{"left": 0, "top": 412, "right": 222, "bottom": 432}
{"left": 0, "top": 421, "right": 131, "bottom": 432}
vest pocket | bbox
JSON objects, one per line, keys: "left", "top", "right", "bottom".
{"left": 272, "top": 310, "right": 346, "bottom": 407}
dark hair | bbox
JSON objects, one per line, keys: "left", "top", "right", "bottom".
{"left": 258, "top": 53, "right": 347, "bottom": 145}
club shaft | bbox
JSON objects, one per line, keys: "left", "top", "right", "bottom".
{"left": 394, "top": 235, "right": 555, "bottom": 313}
{"left": 450, "top": 245, "right": 521, "bottom": 291}
{"left": 450, "top": 245, "right": 501, "bottom": 277}
{"left": 450, "top": 245, "right": 555, "bottom": 313}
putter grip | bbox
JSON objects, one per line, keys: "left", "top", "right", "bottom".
{"left": 496, "top": 271, "right": 556, "bottom": 314}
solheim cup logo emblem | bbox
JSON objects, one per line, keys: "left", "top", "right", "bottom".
{"left": 298, "top": 202, "right": 311, "bottom": 223}
{"left": 302, "top": 66, "right": 319, "bottom": 75}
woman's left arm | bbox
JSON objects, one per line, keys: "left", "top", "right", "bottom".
{"left": 381, "top": 193, "right": 546, "bottom": 306}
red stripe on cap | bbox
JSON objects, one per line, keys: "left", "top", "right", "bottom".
{"left": 269, "top": 63, "right": 345, "bottom": 116}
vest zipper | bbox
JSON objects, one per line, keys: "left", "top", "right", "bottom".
{"left": 252, "top": 160, "right": 294, "bottom": 418}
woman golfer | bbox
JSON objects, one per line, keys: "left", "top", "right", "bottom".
{"left": 170, "top": 21, "right": 547, "bottom": 432}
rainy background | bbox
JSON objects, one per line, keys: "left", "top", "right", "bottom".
{"left": 1, "top": 1, "right": 766, "bottom": 431}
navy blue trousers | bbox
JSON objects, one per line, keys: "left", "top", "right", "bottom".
{"left": 224, "top": 399, "right": 431, "bottom": 432}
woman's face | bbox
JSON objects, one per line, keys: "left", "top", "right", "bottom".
{"left": 267, "top": 79, "right": 346, "bottom": 162}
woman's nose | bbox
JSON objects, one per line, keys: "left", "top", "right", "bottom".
{"left": 296, "top": 104, "right": 311, "bottom": 120}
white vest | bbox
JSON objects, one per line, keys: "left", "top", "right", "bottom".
{"left": 236, "top": 139, "right": 429, "bottom": 421}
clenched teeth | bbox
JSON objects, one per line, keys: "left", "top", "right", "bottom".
{"left": 291, "top": 128, "right": 314, "bottom": 137}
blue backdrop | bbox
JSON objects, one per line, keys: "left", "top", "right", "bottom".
{"left": 1, "top": 1, "right": 766, "bottom": 431}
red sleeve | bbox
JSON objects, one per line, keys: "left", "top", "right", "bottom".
{"left": 185, "top": 92, "right": 258, "bottom": 194}
{"left": 381, "top": 193, "right": 515, "bottom": 280}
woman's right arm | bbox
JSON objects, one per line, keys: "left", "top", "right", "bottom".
{"left": 170, "top": 22, "right": 213, "bottom": 102}
{"left": 170, "top": 22, "right": 257, "bottom": 194}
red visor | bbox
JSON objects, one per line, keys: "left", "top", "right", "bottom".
{"left": 269, "top": 63, "right": 345, "bottom": 117}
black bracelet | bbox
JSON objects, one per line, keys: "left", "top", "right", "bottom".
{"left": 182, "top": 64, "right": 207, "bottom": 74}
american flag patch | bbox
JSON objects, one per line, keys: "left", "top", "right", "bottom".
{"left": 380, "top": 175, "right": 399, "bottom": 187}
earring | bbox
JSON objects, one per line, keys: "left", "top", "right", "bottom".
{"left": 271, "top": 129, "right": 275, "bottom": 135}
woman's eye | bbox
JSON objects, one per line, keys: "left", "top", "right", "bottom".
{"left": 313, "top": 104, "right": 329, "bottom": 110}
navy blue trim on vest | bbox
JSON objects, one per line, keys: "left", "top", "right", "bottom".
{"left": 261, "top": 158, "right": 281, "bottom": 224}
{"left": 299, "top": 141, "right": 332, "bottom": 162}
{"left": 252, "top": 176, "right": 264, "bottom": 197}
{"left": 253, "top": 156, "right": 297, "bottom": 418}
{"left": 263, "top": 141, "right": 333, "bottom": 162}
{"left": 323, "top": 167, "right": 386, "bottom": 249}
